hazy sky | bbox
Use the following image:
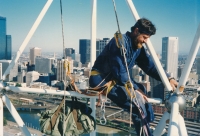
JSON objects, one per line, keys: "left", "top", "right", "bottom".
{"left": 0, "top": 0, "right": 200, "bottom": 55}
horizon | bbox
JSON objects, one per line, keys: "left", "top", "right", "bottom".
{"left": 0, "top": 0, "right": 200, "bottom": 54}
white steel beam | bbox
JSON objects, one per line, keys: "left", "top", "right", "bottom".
{"left": 0, "top": 99, "right": 3, "bottom": 136}
{"left": 176, "top": 23, "right": 200, "bottom": 94}
{"left": 90, "top": 1, "right": 97, "bottom": 135}
{"left": 90, "top": 0, "right": 97, "bottom": 68}
{"left": 5, "top": 86, "right": 158, "bottom": 102}
{"left": 153, "top": 112, "right": 170, "bottom": 136}
{"left": 178, "top": 113, "right": 188, "bottom": 136}
{"left": 167, "top": 102, "right": 179, "bottom": 136}
{"left": 2, "top": 95, "right": 31, "bottom": 136}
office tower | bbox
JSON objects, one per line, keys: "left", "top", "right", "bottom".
{"left": 0, "top": 60, "right": 18, "bottom": 81}
{"left": 73, "top": 61, "right": 82, "bottom": 67}
{"left": 17, "top": 70, "right": 25, "bottom": 83}
{"left": 197, "top": 58, "right": 200, "bottom": 76}
{"left": 96, "top": 38, "right": 110, "bottom": 57}
{"left": 35, "top": 73, "right": 51, "bottom": 85}
{"left": 0, "top": 63, "right": 2, "bottom": 80}
{"left": 0, "top": 16, "right": 12, "bottom": 60}
{"left": 149, "top": 76, "right": 165, "bottom": 101}
{"left": 30, "top": 47, "right": 41, "bottom": 65}
{"left": 130, "top": 65, "right": 141, "bottom": 79}
{"left": 65, "top": 48, "right": 75, "bottom": 58}
{"left": 79, "top": 39, "right": 90, "bottom": 65}
{"left": 71, "top": 53, "right": 80, "bottom": 62}
{"left": 57, "top": 58, "right": 73, "bottom": 81}
{"left": 35, "top": 56, "right": 52, "bottom": 74}
{"left": 162, "top": 37, "right": 178, "bottom": 79}
{"left": 178, "top": 65, "right": 184, "bottom": 79}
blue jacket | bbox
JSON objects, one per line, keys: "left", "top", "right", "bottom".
{"left": 92, "top": 31, "right": 167, "bottom": 90}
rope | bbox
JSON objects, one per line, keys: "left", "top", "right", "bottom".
{"left": 111, "top": 0, "right": 121, "bottom": 33}
{"left": 59, "top": 0, "right": 67, "bottom": 135}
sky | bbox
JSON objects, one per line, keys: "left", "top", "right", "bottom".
{"left": 0, "top": 0, "right": 200, "bottom": 55}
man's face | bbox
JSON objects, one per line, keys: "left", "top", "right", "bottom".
{"left": 132, "top": 28, "right": 150, "bottom": 49}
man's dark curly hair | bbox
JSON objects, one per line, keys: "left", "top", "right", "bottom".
{"left": 131, "top": 18, "right": 156, "bottom": 36}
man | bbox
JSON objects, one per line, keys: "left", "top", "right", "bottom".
{"left": 89, "top": 18, "right": 178, "bottom": 136}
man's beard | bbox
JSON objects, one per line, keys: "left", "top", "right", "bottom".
{"left": 133, "top": 37, "right": 143, "bottom": 49}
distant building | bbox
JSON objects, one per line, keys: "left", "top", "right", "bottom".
{"left": 162, "top": 37, "right": 178, "bottom": 79}
{"left": 26, "top": 62, "right": 35, "bottom": 72}
{"left": 96, "top": 38, "right": 110, "bottom": 57}
{"left": 35, "top": 73, "right": 51, "bottom": 85}
{"left": 130, "top": 65, "right": 141, "bottom": 79}
{"left": 29, "top": 47, "right": 41, "bottom": 65}
{"left": 152, "top": 104, "right": 200, "bottom": 123}
{"left": 0, "top": 60, "right": 18, "bottom": 81}
{"left": 196, "top": 57, "right": 200, "bottom": 76}
{"left": 149, "top": 76, "right": 165, "bottom": 101}
{"left": 26, "top": 71, "right": 40, "bottom": 86}
{"left": 71, "top": 53, "right": 80, "bottom": 62}
{"left": 0, "top": 63, "right": 2, "bottom": 80}
{"left": 35, "top": 56, "right": 54, "bottom": 74}
{"left": 56, "top": 58, "right": 73, "bottom": 81}
{"left": 73, "top": 61, "right": 82, "bottom": 67}
{"left": 178, "top": 65, "right": 184, "bottom": 79}
{"left": 0, "top": 16, "right": 12, "bottom": 60}
{"left": 17, "top": 70, "right": 26, "bottom": 83}
{"left": 79, "top": 38, "right": 110, "bottom": 65}
{"left": 84, "top": 68, "right": 90, "bottom": 78}
{"left": 79, "top": 39, "right": 90, "bottom": 65}
{"left": 65, "top": 48, "right": 75, "bottom": 58}
{"left": 184, "top": 85, "right": 199, "bottom": 107}
{"left": 187, "top": 72, "right": 198, "bottom": 85}
{"left": 134, "top": 75, "right": 142, "bottom": 82}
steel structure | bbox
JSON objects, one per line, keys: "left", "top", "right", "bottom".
{"left": 0, "top": 0, "right": 199, "bottom": 136}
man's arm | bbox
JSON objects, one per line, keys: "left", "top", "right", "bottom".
{"left": 136, "top": 47, "right": 178, "bottom": 90}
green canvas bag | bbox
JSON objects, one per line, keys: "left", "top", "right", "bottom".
{"left": 39, "top": 97, "right": 96, "bottom": 136}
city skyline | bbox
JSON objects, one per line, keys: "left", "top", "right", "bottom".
{"left": 0, "top": 0, "right": 200, "bottom": 55}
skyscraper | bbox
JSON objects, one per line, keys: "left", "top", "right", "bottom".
{"left": 149, "top": 76, "right": 165, "bottom": 100}
{"left": 96, "top": 38, "right": 110, "bottom": 57}
{"left": 35, "top": 56, "right": 53, "bottom": 74}
{"left": 0, "top": 60, "right": 18, "bottom": 81}
{"left": 79, "top": 38, "right": 110, "bottom": 65}
{"left": 65, "top": 48, "right": 75, "bottom": 58}
{"left": 29, "top": 47, "right": 41, "bottom": 65}
{"left": 79, "top": 39, "right": 90, "bottom": 65}
{"left": 56, "top": 58, "right": 73, "bottom": 81}
{"left": 196, "top": 57, "right": 200, "bottom": 76}
{"left": 0, "top": 16, "right": 12, "bottom": 60}
{"left": 71, "top": 53, "right": 80, "bottom": 62}
{"left": 162, "top": 37, "right": 178, "bottom": 79}
{"left": 0, "top": 63, "right": 2, "bottom": 80}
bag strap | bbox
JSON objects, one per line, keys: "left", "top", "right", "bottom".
{"left": 47, "top": 98, "right": 65, "bottom": 132}
{"left": 71, "top": 97, "right": 83, "bottom": 130}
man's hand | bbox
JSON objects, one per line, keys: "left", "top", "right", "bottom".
{"left": 169, "top": 77, "right": 178, "bottom": 91}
